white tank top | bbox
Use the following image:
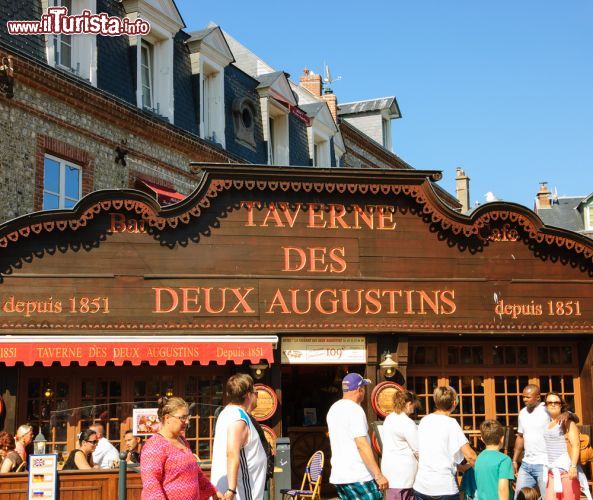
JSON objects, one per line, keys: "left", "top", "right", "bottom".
{"left": 210, "top": 405, "right": 267, "bottom": 500}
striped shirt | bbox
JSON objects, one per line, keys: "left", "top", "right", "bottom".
{"left": 211, "top": 405, "right": 267, "bottom": 500}
{"left": 544, "top": 423, "right": 569, "bottom": 465}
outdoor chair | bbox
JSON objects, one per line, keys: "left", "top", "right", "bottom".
{"left": 280, "top": 450, "right": 324, "bottom": 500}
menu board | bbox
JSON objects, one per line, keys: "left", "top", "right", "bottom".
{"left": 28, "top": 454, "right": 57, "bottom": 500}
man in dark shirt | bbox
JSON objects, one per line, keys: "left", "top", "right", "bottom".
{"left": 122, "top": 429, "right": 142, "bottom": 464}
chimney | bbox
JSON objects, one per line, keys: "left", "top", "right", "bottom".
{"left": 455, "top": 167, "right": 470, "bottom": 213}
{"left": 322, "top": 89, "right": 338, "bottom": 123}
{"left": 536, "top": 181, "right": 551, "bottom": 209}
{"left": 299, "top": 68, "right": 322, "bottom": 97}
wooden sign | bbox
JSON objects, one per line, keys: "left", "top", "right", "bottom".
{"left": 0, "top": 165, "right": 592, "bottom": 337}
{"left": 371, "top": 381, "right": 405, "bottom": 418}
{"left": 252, "top": 384, "right": 278, "bottom": 421}
{"left": 281, "top": 337, "right": 366, "bottom": 364}
{"left": 260, "top": 424, "right": 277, "bottom": 450}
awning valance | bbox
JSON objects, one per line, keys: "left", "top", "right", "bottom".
{"left": 137, "top": 178, "right": 185, "bottom": 205}
{"left": 0, "top": 335, "right": 277, "bottom": 367}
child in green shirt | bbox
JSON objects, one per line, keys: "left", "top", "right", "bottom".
{"left": 474, "top": 420, "right": 515, "bottom": 500}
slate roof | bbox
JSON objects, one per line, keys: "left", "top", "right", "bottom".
{"left": 256, "top": 71, "right": 285, "bottom": 89}
{"left": 338, "top": 96, "right": 401, "bottom": 117}
{"left": 537, "top": 197, "right": 585, "bottom": 232}
{"left": 186, "top": 26, "right": 218, "bottom": 43}
{"left": 0, "top": 0, "right": 46, "bottom": 61}
{"left": 300, "top": 102, "right": 325, "bottom": 118}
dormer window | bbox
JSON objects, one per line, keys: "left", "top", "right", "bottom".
{"left": 123, "top": 0, "right": 185, "bottom": 121}
{"left": 140, "top": 41, "right": 154, "bottom": 110}
{"left": 300, "top": 101, "right": 342, "bottom": 168}
{"left": 45, "top": 0, "right": 97, "bottom": 84}
{"left": 186, "top": 26, "right": 234, "bottom": 147}
{"left": 587, "top": 203, "right": 593, "bottom": 230}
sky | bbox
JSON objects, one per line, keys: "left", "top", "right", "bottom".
{"left": 174, "top": 0, "right": 593, "bottom": 209}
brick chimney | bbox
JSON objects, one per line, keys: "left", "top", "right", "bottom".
{"left": 322, "top": 89, "right": 338, "bottom": 123}
{"left": 299, "top": 68, "right": 322, "bottom": 97}
{"left": 536, "top": 181, "right": 551, "bottom": 209}
{"left": 455, "top": 167, "right": 470, "bottom": 213}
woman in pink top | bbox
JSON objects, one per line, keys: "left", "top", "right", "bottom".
{"left": 141, "top": 397, "right": 220, "bottom": 500}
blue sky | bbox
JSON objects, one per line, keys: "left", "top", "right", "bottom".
{"left": 175, "top": 0, "right": 593, "bottom": 209}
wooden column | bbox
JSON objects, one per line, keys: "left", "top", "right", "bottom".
{"left": 578, "top": 338, "right": 593, "bottom": 424}
{"left": 365, "top": 335, "right": 378, "bottom": 422}
{"left": 396, "top": 335, "right": 409, "bottom": 386}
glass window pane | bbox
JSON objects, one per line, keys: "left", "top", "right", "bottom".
{"left": 43, "top": 193, "right": 59, "bottom": 210}
{"left": 60, "top": 35, "right": 71, "bottom": 67}
{"left": 44, "top": 157, "right": 60, "bottom": 193}
{"left": 65, "top": 166, "right": 80, "bottom": 200}
{"left": 64, "top": 198, "right": 77, "bottom": 208}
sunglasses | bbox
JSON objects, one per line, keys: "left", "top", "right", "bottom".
{"left": 545, "top": 401, "right": 562, "bottom": 407}
{"left": 170, "top": 414, "right": 190, "bottom": 423}
{"left": 86, "top": 439, "right": 98, "bottom": 444}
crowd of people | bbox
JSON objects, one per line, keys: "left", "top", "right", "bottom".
{"left": 3, "top": 373, "right": 593, "bottom": 500}
{"left": 326, "top": 376, "right": 592, "bottom": 500}
{"left": 0, "top": 420, "right": 143, "bottom": 473}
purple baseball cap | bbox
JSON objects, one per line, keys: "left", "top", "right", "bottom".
{"left": 342, "top": 373, "right": 371, "bottom": 392}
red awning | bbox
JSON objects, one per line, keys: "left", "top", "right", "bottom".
{"left": 138, "top": 179, "right": 185, "bottom": 205}
{"left": 0, "top": 335, "right": 277, "bottom": 367}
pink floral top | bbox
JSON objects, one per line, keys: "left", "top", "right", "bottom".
{"left": 141, "top": 433, "right": 217, "bottom": 500}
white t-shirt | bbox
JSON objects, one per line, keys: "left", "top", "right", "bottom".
{"left": 211, "top": 405, "right": 267, "bottom": 500}
{"left": 412, "top": 413, "right": 468, "bottom": 496}
{"left": 327, "top": 399, "right": 373, "bottom": 484}
{"left": 92, "top": 438, "right": 120, "bottom": 469}
{"left": 380, "top": 412, "right": 418, "bottom": 488}
{"left": 518, "top": 402, "right": 550, "bottom": 465}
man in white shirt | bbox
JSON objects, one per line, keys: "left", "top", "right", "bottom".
{"left": 512, "top": 384, "right": 588, "bottom": 500}
{"left": 326, "top": 373, "right": 388, "bottom": 500}
{"left": 89, "top": 423, "right": 120, "bottom": 469}
{"left": 211, "top": 373, "right": 267, "bottom": 500}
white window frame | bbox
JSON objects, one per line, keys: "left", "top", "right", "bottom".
{"left": 198, "top": 56, "right": 225, "bottom": 146}
{"left": 44, "top": 0, "right": 97, "bottom": 85}
{"left": 313, "top": 134, "right": 330, "bottom": 167}
{"left": 265, "top": 101, "right": 289, "bottom": 165}
{"left": 140, "top": 40, "right": 154, "bottom": 110}
{"left": 43, "top": 154, "right": 82, "bottom": 209}
{"left": 586, "top": 203, "right": 593, "bottom": 230}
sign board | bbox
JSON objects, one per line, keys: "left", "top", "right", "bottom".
{"left": 1, "top": 166, "right": 593, "bottom": 337}
{"left": 252, "top": 384, "right": 278, "bottom": 421}
{"left": 371, "top": 381, "right": 405, "bottom": 418}
{"left": 132, "top": 408, "right": 161, "bottom": 436}
{"left": 281, "top": 337, "right": 366, "bottom": 364}
{"left": 27, "top": 454, "right": 57, "bottom": 500}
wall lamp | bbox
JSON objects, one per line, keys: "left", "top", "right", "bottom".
{"left": 379, "top": 352, "right": 398, "bottom": 379}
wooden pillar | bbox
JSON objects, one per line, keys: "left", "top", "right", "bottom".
{"left": 0, "top": 366, "right": 18, "bottom": 433}
{"left": 271, "top": 343, "right": 283, "bottom": 437}
{"left": 365, "top": 335, "right": 378, "bottom": 422}
{"left": 578, "top": 338, "right": 593, "bottom": 424}
{"left": 396, "top": 335, "right": 409, "bottom": 386}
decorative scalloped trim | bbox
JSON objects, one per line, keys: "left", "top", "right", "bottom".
{"left": 0, "top": 319, "right": 591, "bottom": 332}
{"left": 0, "top": 178, "right": 592, "bottom": 263}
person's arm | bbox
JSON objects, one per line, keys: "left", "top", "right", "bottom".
{"left": 74, "top": 451, "right": 93, "bottom": 470}
{"left": 404, "top": 419, "right": 419, "bottom": 458}
{"left": 224, "top": 420, "right": 248, "bottom": 500}
{"left": 0, "top": 456, "right": 14, "bottom": 473}
{"left": 566, "top": 421, "right": 580, "bottom": 480}
{"left": 460, "top": 443, "right": 477, "bottom": 467}
{"left": 139, "top": 441, "right": 167, "bottom": 500}
{"left": 354, "top": 437, "right": 388, "bottom": 490}
{"left": 512, "top": 433, "right": 524, "bottom": 475}
{"left": 498, "top": 478, "right": 510, "bottom": 500}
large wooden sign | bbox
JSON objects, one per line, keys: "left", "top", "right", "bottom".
{"left": 1, "top": 165, "right": 592, "bottom": 335}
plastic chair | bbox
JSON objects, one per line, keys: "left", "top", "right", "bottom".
{"left": 280, "top": 450, "right": 324, "bottom": 500}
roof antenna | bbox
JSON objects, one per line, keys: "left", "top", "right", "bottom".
{"left": 323, "top": 62, "right": 341, "bottom": 94}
